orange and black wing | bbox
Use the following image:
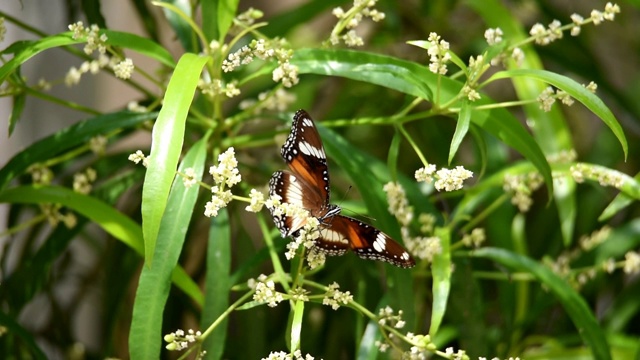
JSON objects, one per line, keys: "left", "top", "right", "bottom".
{"left": 318, "top": 215, "right": 415, "bottom": 268}
{"left": 280, "top": 110, "right": 330, "bottom": 206}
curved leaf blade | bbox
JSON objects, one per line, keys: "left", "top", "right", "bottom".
{"left": 430, "top": 227, "right": 451, "bottom": 336}
{"left": 472, "top": 247, "right": 611, "bottom": 360}
{"left": 292, "top": 49, "right": 553, "bottom": 196}
{"left": 0, "top": 111, "right": 157, "bottom": 191}
{"left": 130, "top": 135, "right": 208, "bottom": 359}
{"left": 141, "top": 53, "right": 207, "bottom": 264}
{"left": 449, "top": 99, "right": 471, "bottom": 165}
{"left": 201, "top": 207, "right": 232, "bottom": 360}
{"left": 488, "top": 69, "right": 628, "bottom": 160}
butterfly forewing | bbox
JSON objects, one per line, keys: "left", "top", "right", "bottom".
{"left": 281, "top": 110, "right": 331, "bottom": 204}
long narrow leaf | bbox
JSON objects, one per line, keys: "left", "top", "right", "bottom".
{"left": 430, "top": 227, "right": 451, "bottom": 336}
{"left": 449, "top": 100, "right": 471, "bottom": 165}
{"left": 472, "top": 247, "right": 612, "bottom": 360}
{"left": 130, "top": 135, "right": 208, "bottom": 359}
{"left": 201, "top": 208, "right": 232, "bottom": 359}
{"left": 141, "top": 53, "right": 207, "bottom": 264}
{"left": 488, "top": 69, "right": 628, "bottom": 160}
{"left": 292, "top": 48, "right": 553, "bottom": 197}
{"left": 0, "top": 111, "right": 156, "bottom": 190}
{"left": 0, "top": 186, "right": 203, "bottom": 304}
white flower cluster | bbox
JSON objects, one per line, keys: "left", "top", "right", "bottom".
{"left": 484, "top": 28, "right": 503, "bottom": 45}
{"left": 503, "top": 172, "right": 543, "bottom": 213}
{"left": 164, "top": 329, "right": 201, "bottom": 351}
{"left": 128, "top": 150, "right": 150, "bottom": 167}
{"left": 28, "top": 163, "right": 54, "bottom": 185}
{"left": 245, "top": 189, "right": 265, "bottom": 213}
{"left": 579, "top": 226, "right": 611, "bottom": 251}
{"left": 416, "top": 166, "right": 473, "bottom": 192}
{"left": 322, "top": 282, "right": 353, "bottom": 310}
{"left": 403, "top": 333, "right": 432, "bottom": 360}
{"left": 529, "top": 3, "right": 620, "bottom": 43}
{"left": 0, "top": 17, "right": 6, "bottom": 43}
{"left": 65, "top": 22, "right": 134, "bottom": 85}
{"left": 461, "top": 228, "right": 486, "bottom": 248}
{"left": 329, "top": 0, "right": 385, "bottom": 47}
{"left": 383, "top": 182, "right": 413, "bottom": 226}
{"left": 262, "top": 350, "right": 317, "bottom": 360}
{"left": 570, "top": 163, "right": 625, "bottom": 189}
{"left": 252, "top": 274, "right": 284, "bottom": 308}
{"left": 284, "top": 217, "right": 320, "bottom": 260}
{"left": 377, "top": 306, "right": 406, "bottom": 329}
{"left": 40, "top": 203, "right": 77, "bottom": 229}
{"left": 198, "top": 78, "right": 240, "bottom": 98}
{"left": 426, "top": 32, "right": 451, "bottom": 75}
{"left": 222, "top": 39, "right": 299, "bottom": 88}
{"left": 205, "top": 148, "right": 241, "bottom": 217}
{"left": 403, "top": 231, "right": 442, "bottom": 262}
{"left": 529, "top": 20, "right": 563, "bottom": 46}
{"left": 73, "top": 168, "right": 97, "bottom": 195}
{"left": 265, "top": 194, "right": 323, "bottom": 262}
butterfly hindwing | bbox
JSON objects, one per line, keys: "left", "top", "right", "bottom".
{"left": 325, "top": 215, "right": 416, "bottom": 268}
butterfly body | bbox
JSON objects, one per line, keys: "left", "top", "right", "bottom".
{"left": 269, "top": 110, "right": 415, "bottom": 268}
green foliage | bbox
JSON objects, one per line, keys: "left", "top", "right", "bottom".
{"left": 1, "top": 1, "right": 639, "bottom": 360}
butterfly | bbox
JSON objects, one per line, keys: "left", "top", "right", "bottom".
{"left": 268, "top": 109, "right": 415, "bottom": 268}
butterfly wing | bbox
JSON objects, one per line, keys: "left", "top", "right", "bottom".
{"left": 280, "top": 110, "right": 330, "bottom": 205}
{"left": 269, "top": 170, "right": 327, "bottom": 237}
{"left": 318, "top": 215, "right": 415, "bottom": 268}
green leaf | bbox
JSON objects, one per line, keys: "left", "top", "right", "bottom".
{"left": 290, "top": 300, "right": 305, "bottom": 352}
{"left": 487, "top": 69, "right": 628, "bottom": 160}
{"left": 201, "top": 208, "right": 232, "bottom": 360}
{"left": 155, "top": 0, "right": 198, "bottom": 52}
{"left": 357, "top": 318, "right": 381, "bottom": 360}
{"left": 449, "top": 99, "right": 471, "bottom": 165}
{"left": 202, "top": 0, "right": 240, "bottom": 42}
{"left": 0, "top": 111, "right": 157, "bottom": 191}
{"left": 386, "top": 130, "right": 401, "bottom": 180}
{"left": 430, "top": 227, "right": 451, "bottom": 336}
{"left": 141, "top": 53, "right": 207, "bottom": 265}
{"left": 554, "top": 175, "right": 577, "bottom": 246}
{"left": 130, "top": 135, "right": 208, "bottom": 359}
{"left": 9, "top": 85, "right": 26, "bottom": 137}
{"left": 0, "top": 186, "right": 143, "bottom": 251}
{"left": 0, "top": 31, "right": 174, "bottom": 83}
{"left": 292, "top": 48, "right": 433, "bottom": 100}
{"left": 0, "top": 33, "right": 80, "bottom": 82}
{"left": 292, "top": 49, "right": 553, "bottom": 196}
{"left": 472, "top": 248, "right": 612, "bottom": 360}
{"left": 599, "top": 172, "right": 640, "bottom": 221}
{"left": 103, "top": 30, "right": 176, "bottom": 67}
{"left": 0, "top": 186, "right": 203, "bottom": 305}
{"left": 316, "top": 122, "right": 415, "bottom": 324}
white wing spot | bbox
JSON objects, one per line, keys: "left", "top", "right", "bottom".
{"left": 322, "top": 229, "right": 348, "bottom": 245}
{"left": 299, "top": 141, "right": 325, "bottom": 159}
{"left": 373, "top": 233, "right": 387, "bottom": 253}
{"left": 302, "top": 118, "right": 314, "bottom": 127}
